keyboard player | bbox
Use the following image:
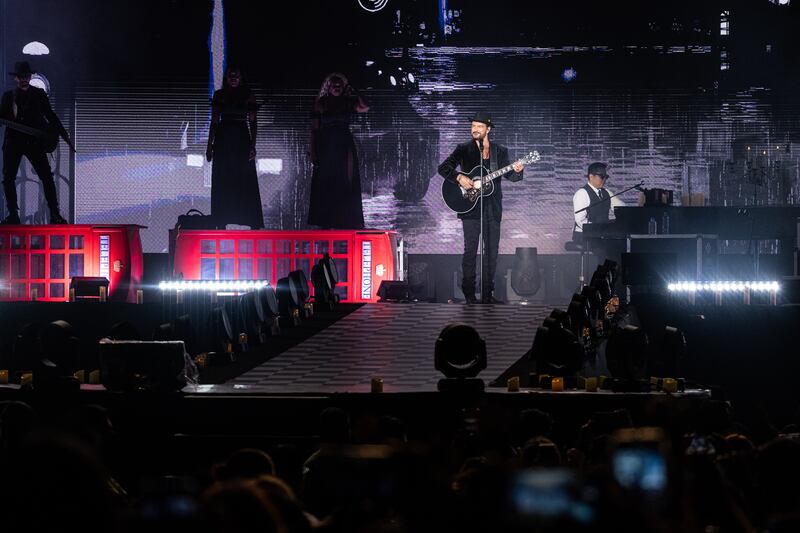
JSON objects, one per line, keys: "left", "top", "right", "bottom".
{"left": 572, "top": 162, "right": 625, "bottom": 243}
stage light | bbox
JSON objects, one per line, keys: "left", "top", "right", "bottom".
{"left": 186, "top": 154, "right": 204, "bottom": 167}
{"left": 358, "top": 0, "right": 389, "bottom": 12}
{"left": 561, "top": 68, "right": 577, "bottom": 82}
{"left": 205, "top": 306, "right": 234, "bottom": 353}
{"left": 567, "top": 293, "right": 592, "bottom": 335}
{"left": 389, "top": 75, "right": 397, "bottom": 86}
{"left": 158, "top": 280, "right": 270, "bottom": 292}
{"left": 153, "top": 314, "right": 197, "bottom": 356}
{"left": 257, "top": 158, "right": 283, "bottom": 175}
{"left": 311, "top": 253, "right": 339, "bottom": 310}
{"left": 238, "top": 290, "right": 273, "bottom": 344}
{"left": 530, "top": 318, "right": 584, "bottom": 378}
{"left": 667, "top": 280, "right": 780, "bottom": 292}
{"left": 547, "top": 308, "right": 571, "bottom": 329}
{"left": 435, "top": 323, "right": 487, "bottom": 391}
{"left": 276, "top": 270, "right": 309, "bottom": 319}
{"left": 580, "top": 285, "right": 603, "bottom": 318}
{"left": 22, "top": 41, "right": 49, "bottom": 55}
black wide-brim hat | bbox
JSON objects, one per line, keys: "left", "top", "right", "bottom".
{"left": 469, "top": 111, "right": 493, "bottom": 127}
{"left": 8, "top": 61, "right": 35, "bottom": 76}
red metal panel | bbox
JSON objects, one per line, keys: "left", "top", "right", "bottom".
{"left": 172, "top": 229, "right": 398, "bottom": 303}
{"left": 0, "top": 225, "right": 144, "bottom": 302}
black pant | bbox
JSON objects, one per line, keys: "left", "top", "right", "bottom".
{"left": 2, "top": 141, "right": 60, "bottom": 214}
{"left": 461, "top": 202, "right": 501, "bottom": 297}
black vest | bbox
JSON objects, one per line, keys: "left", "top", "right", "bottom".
{"left": 582, "top": 183, "right": 610, "bottom": 224}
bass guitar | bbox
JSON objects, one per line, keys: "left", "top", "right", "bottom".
{"left": 441, "top": 150, "right": 540, "bottom": 214}
{"left": 0, "top": 117, "right": 60, "bottom": 153}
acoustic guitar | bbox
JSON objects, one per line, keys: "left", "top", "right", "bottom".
{"left": 441, "top": 150, "right": 540, "bottom": 214}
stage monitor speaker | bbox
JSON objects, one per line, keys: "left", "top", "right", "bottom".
{"left": 377, "top": 280, "right": 410, "bottom": 302}
{"left": 70, "top": 277, "right": 109, "bottom": 300}
{"left": 99, "top": 339, "right": 191, "bottom": 392}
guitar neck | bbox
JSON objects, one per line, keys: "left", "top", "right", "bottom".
{"left": 483, "top": 162, "right": 518, "bottom": 183}
{"left": 0, "top": 118, "right": 46, "bottom": 138}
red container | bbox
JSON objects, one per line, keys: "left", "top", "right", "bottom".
{"left": 171, "top": 229, "right": 399, "bottom": 303}
{"left": 0, "top": 225, "right": 144, "bottom": 302}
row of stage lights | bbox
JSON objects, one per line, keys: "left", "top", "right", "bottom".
{"left": 158, "top": 280, "right": 271, "bottom": 292}
{"left": 667, "top": 281, "right": 780, "bottom": 293}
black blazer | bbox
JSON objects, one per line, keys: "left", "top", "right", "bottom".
{"left": 438, "top": 139, "right": 523, "bottom": 220}
{"left": 0, "top": 86, "right": 70, "bottom": 149}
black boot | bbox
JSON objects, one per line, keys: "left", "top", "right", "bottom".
{"left": 462, "top": 281, "right": 478, "bottom": 304}
{"left": 2, "top": 211, "right": 21, "bottom": 224}
{"left": 484, "top": 293, "right": 506, "bottom": 304}
{"left": 50, "top": 211, "right": 68, "bottom": 224}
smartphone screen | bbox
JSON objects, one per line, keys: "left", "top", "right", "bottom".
{"left": 510, "top": 469, "right": 596, "bottom": 525}
{"left": 612, "top": 446, "right": 667, "bottom": 493}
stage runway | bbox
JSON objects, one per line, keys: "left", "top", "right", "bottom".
{"left": 205, "top": 302, "right": 552, "bottom": 394}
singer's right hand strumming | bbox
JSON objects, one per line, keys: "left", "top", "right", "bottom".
{"left": 457, "top": 174, "right": 474, "bottom": 190}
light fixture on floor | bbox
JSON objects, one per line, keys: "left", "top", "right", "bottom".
{"left": 435, "top": 323, "right": 487, "bottom": 392}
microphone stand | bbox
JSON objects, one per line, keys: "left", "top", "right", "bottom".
{"left": 478, "top": 138, "right": 486, "bottom": 303}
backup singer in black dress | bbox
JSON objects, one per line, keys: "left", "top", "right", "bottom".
{"left": 307, "top": 73, "right": 369, "bottom": 229}
{"left": 206, "top": 67, "right": 264, "bottom": 229}
{"left": 438, "top": 112, "right": 524, "bottom": 304}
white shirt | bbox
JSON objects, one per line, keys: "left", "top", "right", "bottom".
{"left": 572, "top": 183, "right": 625, "bottom": 232}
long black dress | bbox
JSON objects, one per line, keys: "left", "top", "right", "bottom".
{"left": 307, "top": 96, "right": 365, "bottom": 229}
{"left": 210, "top": 88, "right": 264, "bottom": 228}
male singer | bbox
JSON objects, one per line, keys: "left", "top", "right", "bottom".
{"left": 438, "top": 112, "right": 524, "bottom": 304}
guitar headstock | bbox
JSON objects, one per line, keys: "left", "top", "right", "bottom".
{"left": 520, "top": 151, "right": 541, "bottom": 165}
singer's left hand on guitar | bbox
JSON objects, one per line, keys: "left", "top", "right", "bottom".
{"left": 512, "top": 161, "right": 524, "bottom": 173}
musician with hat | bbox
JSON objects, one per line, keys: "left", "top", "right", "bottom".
{"left": 438, "top": 112, "right": 524, "bottom": 304}
{"left": 572, "top": 162, "right": 625, "bottom": 243}
{"left": 0, "top": 60, "right": 75, "bottom": 224}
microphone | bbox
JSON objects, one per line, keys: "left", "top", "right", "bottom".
{"left": 477, "top": 137, "right": 484, "bottom": 152}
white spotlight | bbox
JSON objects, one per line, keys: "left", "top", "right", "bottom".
{"left": 22, "top": 41, "right": 50, "bottom": 56}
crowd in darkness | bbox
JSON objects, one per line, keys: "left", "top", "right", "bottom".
{"left": 1, "top": 397, "right": 799, "bottom": 533}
